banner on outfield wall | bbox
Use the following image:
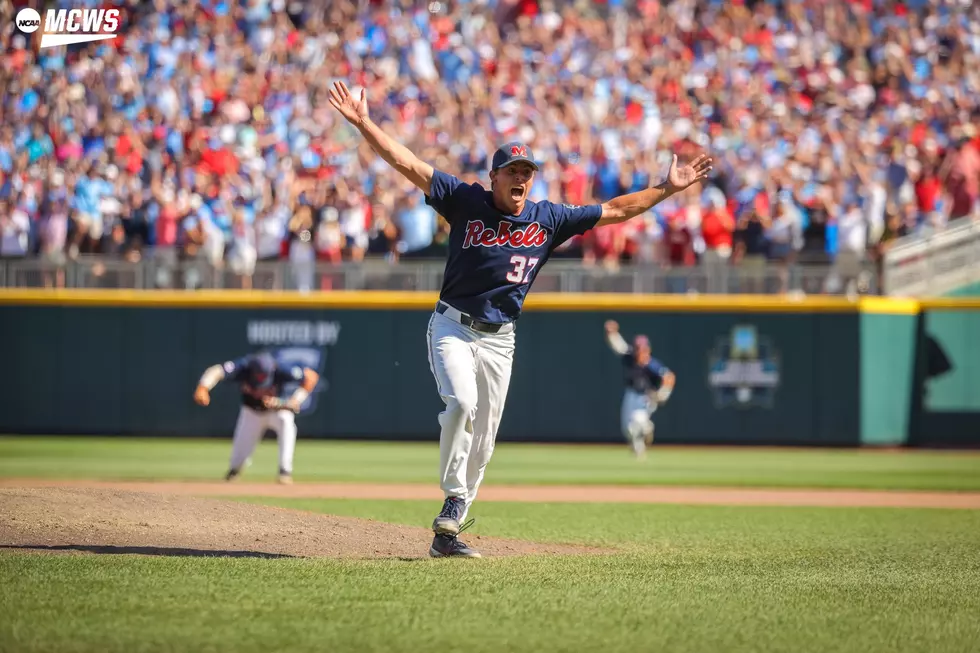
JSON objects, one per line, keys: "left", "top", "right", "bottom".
{"left": 0, "top": 301, "right": 863, "bottom": 446}
{"left": 707, "top": 324, "right": 781, "bottom": 409}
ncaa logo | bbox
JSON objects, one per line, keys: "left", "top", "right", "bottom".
{"left": 707, "top": 325, "right": 780, "bottom": 409}
{"left": 13, "top": 7, "right": 121, "bottom": 48}
{"left": 15, "top": 8, "right": 41, "bottom": 33}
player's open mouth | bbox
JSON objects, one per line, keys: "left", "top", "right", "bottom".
{"left": 510, "top": 186, "right": 524, "bottom": 200}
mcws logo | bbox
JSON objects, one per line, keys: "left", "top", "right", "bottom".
{"left": 15, "top": 7, "right": 120, "bottom": 49}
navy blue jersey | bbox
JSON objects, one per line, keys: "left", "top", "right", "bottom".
{"left": 425, "top": 170, "right": 602, "bottom": 324}
{"left": 222, "top": 352, "right": 304, "bottom": 412}
{"left": 622, "top": 353, "right": 670, "bottom": 394}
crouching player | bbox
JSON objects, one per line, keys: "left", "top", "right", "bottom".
{"left": 194, "top": 351, "right": 319, "bottom": 484}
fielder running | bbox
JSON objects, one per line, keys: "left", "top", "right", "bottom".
{"left": 193, "top": 351, "right": 319, "bottom": 485}
{"left": 329, "top": 80, "right": 711, "bottom": 558}
{"left": 604, "top": 320, "right": 676, "bottom": 458}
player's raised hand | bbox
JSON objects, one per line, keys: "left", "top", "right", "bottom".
{"left": 193, "top": 385, "right": 210, "bottom": 407}
{"left": 604, "top": 320, "right": 619, "bottom": 334}
{"left": 328, "top": 81, "right": 368, "bottom": 127}
{"left": 666, "top": 153, "right": 713, "bottom": 193}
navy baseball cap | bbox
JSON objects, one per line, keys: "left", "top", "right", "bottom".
{"left": 248, "top": 352, "right": 276, "bottom": 387}
{"left": 491, "top": 142, "right": 539, "bottom": 171}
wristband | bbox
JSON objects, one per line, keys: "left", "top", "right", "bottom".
{"left": 199, "top": 366, "right": 223, "bottom": 390}
{"left": 290, "top": 388, "right": 310, "bottom": 406}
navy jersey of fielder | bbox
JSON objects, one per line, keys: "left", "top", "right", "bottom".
{"left": 425, "top": 170, "right": 602, "bottom": 324}
{"left": 221, "top": 354, "right": 304, "bottom": 412}
{"left": 622, "top": 353, "right": 670, "bottom": 394}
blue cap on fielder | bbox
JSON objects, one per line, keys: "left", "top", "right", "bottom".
{"left": 247, "top": 352, "right": 276, "bottom": 387}
{"left": 491, "top": 142, "right": 539, "bottom": 171}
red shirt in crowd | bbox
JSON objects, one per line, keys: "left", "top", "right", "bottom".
{"left": 947, "top": 142, "right": 980, "bottom": 218}
{"left": 199, "top": 147, "right": 240, "bottom": 177}
{"left": 666, "top": 217, "right": 696, "bottom": 266}
{"left": 701, "top": 207, "right": 735, "bottom": 251}
{"left": 115, "top": 131, "right": 144, "bottom": 175}
{"left": 155, "top": 205, "right": 179, "bottom": 247}
{"left": 915, "top": 174, "right": 941, "bottom": 213}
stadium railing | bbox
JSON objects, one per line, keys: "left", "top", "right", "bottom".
{"left": 0, "top": 255, "right": 879, "bottom": 295}
{"left": 883, "top": 216, "right": 980, "bottom": 296}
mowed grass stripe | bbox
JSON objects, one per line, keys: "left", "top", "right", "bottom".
{"left": 2, "top": 499, "right": 979, "bottom": 653}
{"left": 2, "top": 437, "right": 979, "bottom": 491}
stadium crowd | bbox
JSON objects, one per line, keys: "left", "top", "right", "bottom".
{"left": 0, "top": 0, "right": 979, "bottom": 292}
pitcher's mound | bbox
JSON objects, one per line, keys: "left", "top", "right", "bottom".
{"left": 0, "top": 488, "right": 597, "bottom": 559}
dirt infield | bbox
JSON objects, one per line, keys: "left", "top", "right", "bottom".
{"left": 0, "top": 488, "right": 601, "bottom": 559}
{"left": 3, "top": 478, "right": 980, "bottom": 509}
{"left": 2, "top": 481, "right": 976, "bottom": 561}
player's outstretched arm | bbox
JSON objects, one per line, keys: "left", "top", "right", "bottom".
{"left": 300, "top": 368, "right": 319, "bottom": 393}
{"left": 604, "top": 320, "right": 629, "bottom": 355}
{"left": 194, "top": 364, "right": 226, "bottom": 406}
{"left": 328, "top": 81, "right": 435, "bottom": 195}
{"left": 597, "top": 154, "right": 712, "bottom": 226}
{"left": 655, "top": 371, "right": 676, "bottom": 405}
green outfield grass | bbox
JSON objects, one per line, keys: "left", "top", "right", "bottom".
{"left": 1, "top": 436, "right": 980, "bottom": 490}
{"left": 2, "top": 499, "right": 979, "bottom": 653}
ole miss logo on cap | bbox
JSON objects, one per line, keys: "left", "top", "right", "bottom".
{"left": 492, "top": 141, "right": 538, "bottom": 170}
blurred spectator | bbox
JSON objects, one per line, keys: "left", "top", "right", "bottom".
{"left": 38, "top": 194, "right": 69, "bottom": 288}
{"left": 734, "top": 208, "right": 772, "bottom": 293}
{"left": 701, "top": 190, "right": 735, "bottom": 262}
{"left": 631, "top": 214, "right": 664, "bottom": 267}
{"left": 395, "top": 193, "right": 437, "bottom": 259}
{"left": 0, "top": 198, "right": 30, "bottom": 258}
{"left": 227, "top": 208, "right": 257, "bottom": 289}
{"left": 664, "top": 212, "right": 696, "bottom": 293}
{"left": 368, "top": 201, "right": 401, "bottom": 262}
{"left": 288, "top": 205, "right": 316, "bottom": 293}
{"left": 831, "top": 200, "right": 870, "bottom": 297}
{"left": 339, "top": 189, "right": 369, "bottom": 262}
{"left": 766, "top": 198, "right": 802, "bottom": 294}
{"left": 315, "top": 207, "right": 344, "bottom": 265}
{"left": 873, "top": 208, "right": 910, "bottom": 291}
{"left": 584, "top": 220, "right": 633, "bottom": 270}
{"left": 944, "top": 134, "right": 980, "bottom": 220}
{"left": 0, "top": 0, "right": 977, "bottom": 297}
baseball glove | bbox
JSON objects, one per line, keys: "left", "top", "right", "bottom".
{"left": 262, "top": 396, "right": 302, "bottom": 413}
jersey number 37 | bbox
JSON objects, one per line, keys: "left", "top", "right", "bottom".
{"left": 506, "top": 255, "right": 540, "bottom": 283}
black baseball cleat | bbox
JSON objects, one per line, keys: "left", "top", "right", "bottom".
{"left": 225, "top": 468, "right": 240, "bottom": 482}
{"left": 431, "top": 496, "right": 465, "bottom": 535}
{"left": 429, "top": 519, "right": 482, "bottom": 558}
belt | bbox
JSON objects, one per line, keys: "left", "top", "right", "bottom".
{"left": 436, "top": 301, "right": 514, "bottom": 334}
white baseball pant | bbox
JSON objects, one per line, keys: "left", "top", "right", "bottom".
{"left": 621, "top": 389, "right": 656, "bottom": 456}
{"left": 426, "top": 304, "right": 515, "bottom": 522}
{"left": 228, "top": 406, "right": 297, "bottom": 474}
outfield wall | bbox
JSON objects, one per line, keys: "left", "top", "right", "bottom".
{"left": 0, "top": 290, "right": 976, "bottom": 447}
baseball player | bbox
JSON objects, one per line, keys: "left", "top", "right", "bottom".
{"left": 194, "top": 351, "right": 319, "bottom": 485}
{"left": 604, "top": 321, "right": 676, "bottom": 459}
{"left": 329, "top": 81, "right": 711, "bottom": 558}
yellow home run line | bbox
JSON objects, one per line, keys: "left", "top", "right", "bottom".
{"left": 0, "top": 288, "right": 973, "bottom": 314}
